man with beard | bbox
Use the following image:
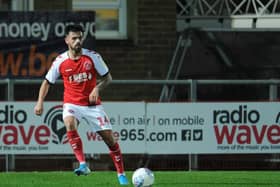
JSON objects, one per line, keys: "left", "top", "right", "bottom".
{"left": 34, "top": 24, "right": 128, "bottom": 185}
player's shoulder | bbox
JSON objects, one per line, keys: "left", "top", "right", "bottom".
{"left": 82, "top": 48, "right": 101, "bottom": 58}
{"left": 52, "top": 51, "right": 68, "bottom": 65}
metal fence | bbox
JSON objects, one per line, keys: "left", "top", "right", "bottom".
{"left": 2, "top": 78, "right": 280, "bottom": 101}
{"left": 1, "top": 78, "right": 280, "bottom": 171}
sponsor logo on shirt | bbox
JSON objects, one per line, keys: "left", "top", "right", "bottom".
{"left": 68, "top": 72, "right": 92, "bottom": 83}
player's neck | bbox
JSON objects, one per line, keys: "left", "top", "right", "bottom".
{"left": 68, "top": 50, "right": 82, "bottom": 60}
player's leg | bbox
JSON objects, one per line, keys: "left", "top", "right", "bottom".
{"left": 63, "top": 104, "right": 90, "bottom": 176}
{"left": 87, "top": 105, "right": 128, "bottom": 185}
{"left": 98, "top": 130, "right": 128, "bottom": 185}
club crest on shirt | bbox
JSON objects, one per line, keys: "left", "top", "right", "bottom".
{"left": 84, "top": 61, "right": 92, "bottom": 70}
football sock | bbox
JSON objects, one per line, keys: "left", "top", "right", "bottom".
{"left": 67, "top": 130, "right": 85, "bottom": 163}
{"left": 109, "top": 142, "right": 125, "bottom": 174}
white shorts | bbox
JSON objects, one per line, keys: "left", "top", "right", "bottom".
{"left": 63, "top": 103, "right": 112, "bottom": 132}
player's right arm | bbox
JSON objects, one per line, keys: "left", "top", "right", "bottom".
{"left": 34, "top": 55, "right": 62, "bottom": 115}
{"left": 34, "top": 79, "right": 50, "bottom": 115}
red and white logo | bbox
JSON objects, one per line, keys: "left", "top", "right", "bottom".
{"left": 84, "top": 61, "right": 92, "bottom": 70}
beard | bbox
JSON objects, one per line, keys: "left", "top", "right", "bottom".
{"left": 71, "top": 44, "right": 82, "bottom": 54}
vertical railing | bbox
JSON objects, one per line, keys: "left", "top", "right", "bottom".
{"left": 6, "top": 79, "right": 15, "bottom": 171}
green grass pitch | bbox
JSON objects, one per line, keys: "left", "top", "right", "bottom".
{"left": 0, "top": 171, "right": 280, "bottom": 187}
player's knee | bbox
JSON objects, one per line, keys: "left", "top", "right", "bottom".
{"left": 66, "top": 123, "right": 76, "bottom": 131}
{"left": 64, "top": 116, "right": 78, "bottom": 131}
{"left": 100, "top": 132, "right": 115, "bottom": 147}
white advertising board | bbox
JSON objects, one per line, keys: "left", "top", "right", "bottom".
{"left": 0, "top": 102, "right": 279, "bottom": 154}
{"left": 146, "top": 102, "right": 280, "bottom": 154}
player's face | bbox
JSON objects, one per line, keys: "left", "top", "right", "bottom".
{"left": 65, "top": 31, "right": 83, "bottom": 53}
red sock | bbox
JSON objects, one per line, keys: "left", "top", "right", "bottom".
{"left": 109, "top": 142, "right": 125, "bottom": 174}
{"left": 67, "top": 130, "right": 85, "bottom": 163}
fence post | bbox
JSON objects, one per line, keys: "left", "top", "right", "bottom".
{"left": 269, "top": 84, "right": 277, "bottom": 101}
{"left": 189, "top": 80, "right": 198, "bottom": 171}
{"left": 269, "top": 83, "right": 279, "bottom": 168}
{"left": 6, "top": 79, "right": 15, "bottom": 172}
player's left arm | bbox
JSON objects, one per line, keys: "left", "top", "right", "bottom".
{"left": 89, "top": 52, "right": 112, "bottom": 104}
{"left": 89, "top": 72, "right": 112, "bottom": 104}
{"left": 96, "top": 72, "right": 112, "bottom": 91}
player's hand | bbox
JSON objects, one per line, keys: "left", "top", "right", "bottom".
{"left": 89, "top": 87, "right": 99, "bottom": 104}
{"left": 34, "top": 102, "right": 43, "bottom": 116}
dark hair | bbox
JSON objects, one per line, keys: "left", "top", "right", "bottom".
{"left": 65, "top": 24, "right": 84, "bottom": 36}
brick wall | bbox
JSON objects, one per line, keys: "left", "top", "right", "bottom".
{"left": 96, "top": 0, "right": 177, "bottom": 101}
{"left": 10, "top": 0, "right": 177, "bottom": 102}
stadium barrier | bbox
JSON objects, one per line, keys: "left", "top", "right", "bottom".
{"left": 0, "top": 79, "right": 280, "bottom": 172}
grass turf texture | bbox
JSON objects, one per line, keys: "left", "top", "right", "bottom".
{"left": 0, "top": 171, "right": 279, "bottom": 187}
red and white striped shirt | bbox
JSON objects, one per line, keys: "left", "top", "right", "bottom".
{"left": 45, "top": 48, "right": 109, "bottom": 106}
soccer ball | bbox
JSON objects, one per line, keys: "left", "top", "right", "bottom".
{"left": 132, "top": 167, "right": 154, "bottom": 187}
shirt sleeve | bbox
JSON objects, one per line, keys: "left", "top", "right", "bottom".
{"left": 91, "top": 53, "right": 109, "bottom": 76}
{"left": 45, "top": 59, "right": 61, "bottom": 84}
